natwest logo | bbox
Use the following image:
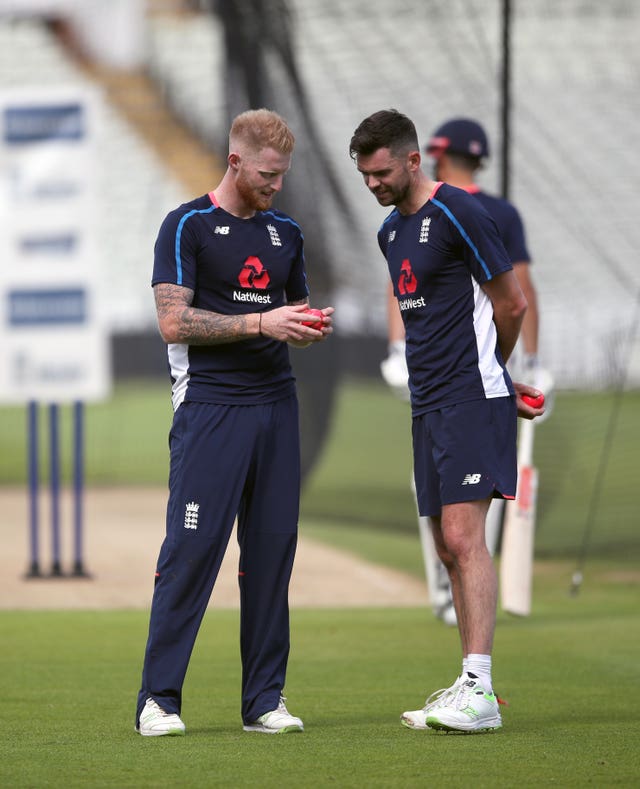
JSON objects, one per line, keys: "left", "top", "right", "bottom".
{"left": 233, "top": 290, "right": 272, "bottom": 304}
{"left": 238, "top": 255, "right": 270, "bottom": 290}
{"left": 397, "top": 258, "right": 418, "bottom": 295}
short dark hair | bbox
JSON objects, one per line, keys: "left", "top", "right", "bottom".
{"left": 349, "top": 109, "right": 419, "bottom": 161}
{"left": 444, "top": 150, "right": 483, "bottom": 173}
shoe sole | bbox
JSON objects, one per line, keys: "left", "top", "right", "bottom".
{"left": 137, "top": 729, "right": 186, "bottom": 737}
{"left": 426, "top": 717, "right": 502, "bottom": 734}
{"left": 400, "top": 717, "right": 429, "bottom": 730}
{"left": 243, "top": 724, "right": 303, "bottom": 734}
{"left": 135, "top": 725, "right": 186, "bottom": 737}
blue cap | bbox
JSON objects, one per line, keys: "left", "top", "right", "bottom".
{"left": 426, "top": 118, "right": 489, "bottom": 158}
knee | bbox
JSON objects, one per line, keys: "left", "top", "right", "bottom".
{"left": 435, "top": 543, "right": 456, "bottom": 572}
{"left": 443, "top": 527, "right": 486, "bottom": 568}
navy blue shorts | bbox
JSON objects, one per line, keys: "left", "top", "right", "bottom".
{"left": 412, "top": 397, "right": 517, "bottom": 517}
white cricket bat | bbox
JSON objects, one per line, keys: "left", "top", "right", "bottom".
{"left": 417, "top": 515, "right": 454, "bottom": 615}
{"left": 485, "top": 498, "right": 505, "bottom": 556}
{"left": 500, "top": 417, "right": 538, "bottom": 616}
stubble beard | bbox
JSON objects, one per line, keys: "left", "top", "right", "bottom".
{"left": 374, "top": 180, "right": 410, "bottom": 209}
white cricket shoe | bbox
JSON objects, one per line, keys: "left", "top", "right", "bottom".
{"left": 136, "top": 697, "right": 186, "bottom": 737}
{"left": 243, "top": 695, "right": 304, "bottom": 734}
{"left": 401, "top": 677, "right": 462, "bottom": 730}
{"left": 426, "top": 673, "right": 502, "bottom": 733}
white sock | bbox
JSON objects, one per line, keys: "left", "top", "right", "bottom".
{"left": 466, "top": 653, "right": 492, "bottom": 692}
{"left": 462, "top": 657, "right": 469, "bottom": 676}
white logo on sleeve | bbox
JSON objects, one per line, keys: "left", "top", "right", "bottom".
{"left": 184, "top": 501, "right": 200, "bottom": 529}
{"left": 462, "top": 473, "right": 482, "bottom": 486}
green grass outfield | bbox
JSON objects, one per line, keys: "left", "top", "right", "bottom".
{"left": 2, "top": 378, "right": 638, "bottom": 562}
{"left": 1, "top": 566, "right": 638, "bottom": 788}
{"left": 1, "top": 380, "right": 638, "bottom": 786}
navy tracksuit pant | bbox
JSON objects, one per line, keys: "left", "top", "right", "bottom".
{"left": 136, "top": 396, "right": 300, "bottom": 727}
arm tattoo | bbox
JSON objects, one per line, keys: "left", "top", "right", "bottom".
{"left": 154, "top": 283, "right": 251, "bottom": 345}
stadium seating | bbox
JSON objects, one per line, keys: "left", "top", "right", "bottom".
{"left": 142, "top": 3, "right": 640, "bottom": 387}
{"left": 3, "top": 2, "right": 640, "bottom": 386}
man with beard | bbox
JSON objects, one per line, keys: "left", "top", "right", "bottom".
{"left": 135, "top": 109, "right": 333, "bottom": 737}
{"left": 380, "top": 117, "right": 548, "bottom": 628}
{"left": 350, "top": 109, "right": 542, "bottom": 733}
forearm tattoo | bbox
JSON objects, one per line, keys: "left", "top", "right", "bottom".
{"left": 154, "top": 283, "right": 251, "bottom": 345}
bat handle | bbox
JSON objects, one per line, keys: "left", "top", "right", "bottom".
{"left": 517, "top": 416, "right": 535, "bottom": 466}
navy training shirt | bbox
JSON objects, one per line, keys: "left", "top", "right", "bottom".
{"left": 469, "top": 186, "right": 530, "bottom": 264}
{"left": 152, "top": 192, "right": 309, "bottom": 409}
{"left": 378, "top": 182, "right": 515, "bottom": 415}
